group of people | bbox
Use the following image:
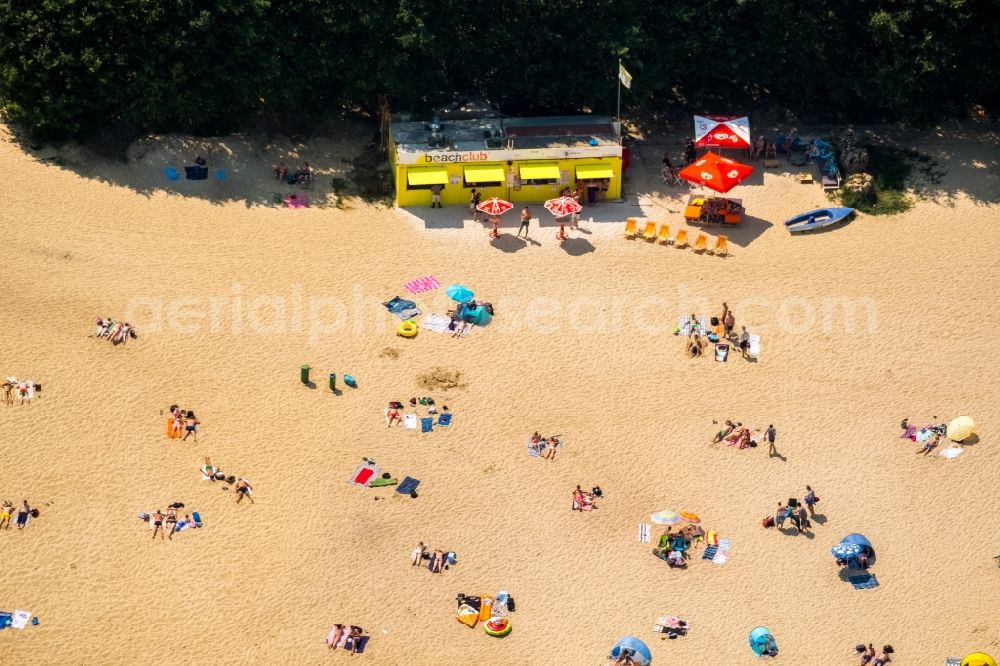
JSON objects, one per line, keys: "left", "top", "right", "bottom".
{"left": 684, "top": 302, "right": 752, "bottom": 360}
{"left": 856, "top": 642, "right": 893, "bottom": 665}
{"left": 0, "top": 500, "right": 35, "bottom": 530}
{"left": 274, "top": 161, "right": 314, "bottom": 185}
{"left": 145, "top": 505, "right": 195, "bottom": 540}
{"left": 528, "top": 432, "right": 562, "bottom": 460}
{"left": 93, "top": 317, "right": 135, "bottom": 345}
{"left": 3, "top": 377, "right": 37, "bottom": 406}
{"left": 202, "top": 458, "right": 254, "bottom": 504}
{"left": 900, "top": 418, "right": 947, "bottom": 457}
{"left": 572, "top": 484, "right": 602, "bottom": 511}
{"left": 325, "top": 624, "right": 365, "bottom": 654}
{"left": 168, "top": 405, "right": 201, "bottom": 442}
{"left": 749, "top": 135, "right": 778, "bottom": 161}
{"left": 410, "top": 542, "right": 452, "bottom": 573}
{"left": 384, "top": 396, "right": 445, "bottom": 427}
{"left": 764, "top": 486, "right": 819, "bottom": 534}
{"left": 653, "top": 524, "right": 705, "bottom": 568}
{"left": 711, "top": 421, "right": 778, "bottom": 456}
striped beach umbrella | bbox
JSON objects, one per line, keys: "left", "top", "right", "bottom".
{"left": 651, "top": 510, "right": 681, "bottom": 525}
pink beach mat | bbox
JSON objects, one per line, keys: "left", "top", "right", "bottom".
{"left": 404, "top": 275, "right": 441, "bottom": 294}
{"left": 284, "top": 193, "right": 309, "bottom": 208}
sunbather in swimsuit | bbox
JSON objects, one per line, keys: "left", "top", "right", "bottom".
{"left": 713, "top": 420, "right": 735, "bottom": 443}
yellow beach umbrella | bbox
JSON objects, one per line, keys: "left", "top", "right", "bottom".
{"left": 679, "top": 511, "right": 701, "bottom": 524}
{"left": 962, "top": 653, "right": 997, "bottom": 666}
{"left": 947, "top": 416, "right": 976, "bottom": 442}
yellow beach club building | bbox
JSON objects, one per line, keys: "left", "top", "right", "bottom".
{"left": 388, "top": 115, "right": 623, "bottom": 207}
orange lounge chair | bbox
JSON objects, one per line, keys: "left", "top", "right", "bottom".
{"left": 656, "top": 223, "right": 671, "bottom": 244}
{"left": 642, "top": 221, "right": 657, "bottom": 241}
{"left": 711, "top": 235, "right": 729, "bottom": 256}
{"left": 674, "top": 229, "right": 689, "bottom": 248}
{"left": 624, "top": 218, "right": 638, "bottom": 239}
{"left": 692, "top": 233, "right": 708, "bottom": 252}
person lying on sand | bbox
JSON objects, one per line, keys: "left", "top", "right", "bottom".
{"left": 572, "top": 485, "right": 596, "bottom": 511}
{"left": 429, "top": 550, "right": 444, "bottom": 573}
{"left": 685, "top": 313, "right": 700, "bottom": 337}
{"left": 326, "top": 623, "right": 346, "bottom": 649}
{"left": 0, "top": 501, "right": 13, "bottom": 530}
{"left": 165, "top": 509, "right": 178, "bottom": 539}
{"left": 917, "top": 434, "right": 940, "bottom": 456}
{"left": 182, "top": 411, "right": 200, "bottom": 442}
{"left": 543, "top": 435, "right": 562, "bottom": 461}
{"left": 411, "top": 542, "right": 426, "bottom": 566}
{"left": 872, "top": 649, "right": 891, "bottom": 666}
{"left": 857, "top": 643, "right": 875, "bottom": 665}
{"left": 151, "top": 509, "right": 164, "bottom": 540}
{"left": 385, "top": 404, "right": 402, "bottom": 427}
{"left": 235, "top": 478, "right": 254, "bottom": 504}
{"left": 688, "top": 335, "right": 703, "bottom": 357}
{"left": 712, "top": 420, "right": 736, "bottom": 443}
{"left": 347, "top": 626, "right": 362, "bottom": 655}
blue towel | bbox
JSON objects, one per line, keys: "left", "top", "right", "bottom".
{"left": 384, "top": 297, "right": 416, "bottom": 314}
{"left": 0, "top": 611, "right": 13, "bottom": 629}
{"left": 848, "top": 574, "right": 879, "bottom": 589}
{"left": 192, "top": 511, "right": 202, "bottom": 527}
{"left": 702, "top": 545, "right": 718, "bottom": 560}
{"left": 421, "top": 417, "right": 433, "bottom": 433}
{"left": 164, "top": 166, "right": 180, "bottom": 181}
{"left": 437, "top": 413, "right": 452, "bottom": 427}
{"left": 345, "top": 635, "right": 369, "bottom": 653}
{"left": 397, "top": 476, "right": 420, "bottom": 495}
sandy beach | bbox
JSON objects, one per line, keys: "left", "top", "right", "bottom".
{"left": 1, "top": 120, "right": 999, "bottom": 665}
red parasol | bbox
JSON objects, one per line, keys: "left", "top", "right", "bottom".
{"left": 476, "top": 197, "right": 514, "bottom": 217}
{"left": 678, "top": 152, "right": 754, "bottom": 193}
{"left": 543, "top": 196, "right": 583, "bottom": 218}
{"left": 694, "top": 115, "right": 751, "bottom": 149}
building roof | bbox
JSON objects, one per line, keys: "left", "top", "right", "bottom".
{"left": 390, "top": 115, "right": 620, "bottom": 157}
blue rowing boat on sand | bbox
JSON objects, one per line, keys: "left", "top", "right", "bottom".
{"left": 784, "top": 207, "right": 854, "bottom": 233}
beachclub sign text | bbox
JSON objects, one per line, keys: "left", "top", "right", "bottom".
{"left": 396, "top": 144, "right": 623, "bottom": 165}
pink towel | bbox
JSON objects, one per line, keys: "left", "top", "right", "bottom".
{"left": 404, "top": 275, "right": 441, "bottom": 294}
{"left": 284, "top": 193, "right": 309, "bottom": 208}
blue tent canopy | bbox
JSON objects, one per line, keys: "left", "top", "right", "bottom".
{"left": 609, "top": 636, "right": 652, "bottom": 666}
{"left": 749, "top": 626, "right": 778, "bottom": 657}
{"left": 459, "top": 303, "right": 492, "bottom": 326}
{"left": 842, "top": 533, "right": 876, "bottom": 564}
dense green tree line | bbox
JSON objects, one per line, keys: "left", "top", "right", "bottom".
{"left": 1, "top": 0, "right": 997, "bottom": 140}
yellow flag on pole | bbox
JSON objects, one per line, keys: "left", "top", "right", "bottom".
{"left": 618, "top": 63, "right": 633, "bottom": 90}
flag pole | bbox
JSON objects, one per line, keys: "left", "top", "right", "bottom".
{"left": 616, "top": 58, "right": 622, "bottom": 145}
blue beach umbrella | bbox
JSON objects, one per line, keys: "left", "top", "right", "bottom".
{"left": 748, "top": 626, "right": 778, "bottom": 657}
{"left": 609, "top": 636, "right": 652, "bottom": 666}
{"left": 461, "top": 304, "right": 492, "bottom": 326}
{"left": 831, "top": 542, "right": 862, "bottom": 559}
{"left": 446, "top": 284, "right": 474, "bottom": 303}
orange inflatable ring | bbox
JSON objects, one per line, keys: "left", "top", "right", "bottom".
{"left": 484, "top": 617, "right": 511, "bottom": 637}
{"left": 397, "top": 320, "right": 417, "bottom": 338}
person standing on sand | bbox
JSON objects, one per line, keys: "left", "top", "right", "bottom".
{"left": 804, "top": 485, "right": 818, "bottom": 516}
{"left": 235, "top": 478, "right": 254, "bottom": 504}
{"left": 723, "top": 309, "right": 735, "bottom": 339}
{"left": 739, "top": 326, "right": 751, "bottom": 358}
{"left": 517, "top": 207, "right": 531, "bottom": 238}
{"left": 795, "top": 504, "right": 811, "bottom": 533}
{"left": 765, "top": 424, "right": 777, "bottom": 457}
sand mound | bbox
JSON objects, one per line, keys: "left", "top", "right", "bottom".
{"left": 416, "top": 367, "right": 467, "bottom": 391}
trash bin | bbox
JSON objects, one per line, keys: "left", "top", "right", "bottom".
{"left": 300, "top": 364, "right": 310, "bottom": 384}
{"left": 329, "top": 373, "right": 336, "bottom": 392}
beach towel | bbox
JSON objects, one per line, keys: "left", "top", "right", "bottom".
{"left": 11, "top": 611, "right": 31, "bottom": 630}
{"left": 404, "top": 414, "right": 418, "bottom": 429}
{"left": 715, "top": 344, "right": 729, "bottom": 362}
{"left": 747, "top": 334, "right": 761, "bottom": 357}
{"left": 702, "top": 545, "right": 718, "bottom": 560}
{"left": 718, "top": 538, "right": 731, "bottom": 550}
{"left": 164, "top": 166, "right": 180, "bottom": 181}
{"left": 901, "top": 426, "right": 917, "bottom": 439}
{"left": 848, "top": 573, "right": 879, "bottom": 589}
{"left": 369, "top": 476, "right": 398, "bottom": 488}
{"left": 678, "top": 316, "right": 708, "bottom": 337}
{"left": 0, "top": 612, "right": 12, "bottom": 630}
{"left": 192, "top": 511, "right": 202, "bottom": 527}
{"left": 711, "top": 552, "right": 728, "bottom": 565}
{"left": 421, "top": 313, "right": 452, "bottom": 334}
{"left": 352, "top": 463, "right": 378, "bottom": 486}
{"left": 527, "top": 441, "right": 540, "bottom": 457}
{"left": 404, "top": 275, "right": 441, "bottom": 294}
{"left": 421, "top": 417, "right": 433, "bottom": 433}
{"left": 397, "top": 476, "right": 420, "bottom": 495}
{"left": 437, "top": 413, "right": 452, "bottom": 427}
{"left": 638, "top": 523, "right": 651, "bottom": 542}
{"left": 938, "top": 447, "right": 964, "bottom": 459}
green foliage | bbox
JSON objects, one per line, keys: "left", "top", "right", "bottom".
{"left": 834, "top": 146, "right": 945, "bottom": 215}
{"left": 1, "top": 0, "right": 998, "bottom": 140}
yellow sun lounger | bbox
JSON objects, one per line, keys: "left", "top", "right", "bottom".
{"left": 656, "top": 223, "right": 671, "bottom": 244}
{"left": 673, "top": 228, "right": 689, "bottom": 248}
{"left": 692, "top": 233, "right": 708, "bottom": 252}
{"left": 624, "top": 218, "right": 638, "bottom": 239}
{"left": 642, "top": 221, "right": 657, "bottom": 241}
{"left": 711, "top": 234, "right": 729, "bottom": 256}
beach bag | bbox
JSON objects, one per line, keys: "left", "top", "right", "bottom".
{"left": 30, "top": 508, "right": 40, "bottom": 518}
{"left": 762, "top": 515, "right": 775, "bottom": 528}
